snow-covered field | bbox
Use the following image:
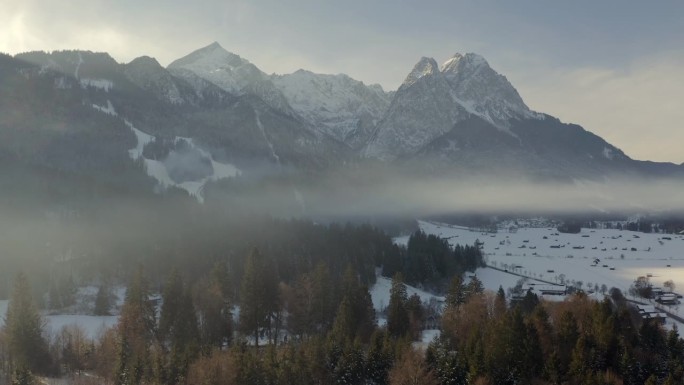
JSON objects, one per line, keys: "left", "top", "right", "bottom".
{"left": 414, "top": 220, "right": 684, "bottom": 331}
{"left": 417, "top": 220, "right": 684, "bottom": 294}
{"left": 44, "top": 315, "right": 118, "bottom": 339}
{"left": 0, "top": 286, "right": 126, "bottom": 340}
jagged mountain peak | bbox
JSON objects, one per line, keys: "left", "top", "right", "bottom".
{"left": 271, "top": 68, "right": 391, "bottom": 148}
{"left": 439, "top": 52, "right": 540, "bottom": 127}
{"left": 167, "top": 42, "right": 249, "bottom": 75}
{"left": 441, "top": 52, "right": 489, "bottom": 74}
{"left": 402, "top": 57, "right": 441, "bottom": 87}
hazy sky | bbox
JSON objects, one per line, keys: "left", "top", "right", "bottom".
{"left": 2, "top": 1, "right": 683, "bottom": 164}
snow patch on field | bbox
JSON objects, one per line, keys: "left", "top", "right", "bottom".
{"left": 415, "top": 329, "right": 441, "bottom": 349}
{"left": 0, "top": 298, "right": 119, "bottom": 340}
{"left": 45, "top": 315, "right": 118, "bottom": 340}
{"left": 370, "top": 274, "right": 444, "bottom": 314}
{"left": 470, "top": 266, "right": 531, "bottom": 292}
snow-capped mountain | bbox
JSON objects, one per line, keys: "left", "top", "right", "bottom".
{"left": 271, "top": 70, "right": 391, "bottom": 149}
{"left": 3, "top": 44, "right": 684, "bottom": 210}
{"left": 167, "top": 42, "right": 296, "bottom": 117}
{"left": 124, "top": 56, "right": 235, "bottom": 108}
{"left": 364, "top": 53, "right": 544, "bottom": 161}
{"left": 169, "top": 42, "right": 393, "bottom": 149}
{"left": 364, "top": 57, "right": 471, "bottom": 160}
{"left": 440, "top": 53, "right": 541, "bottom": 127}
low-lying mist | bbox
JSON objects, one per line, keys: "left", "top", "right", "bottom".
{"left": 205, "top": 166, "right": 684, "bottom": 220}
{"left": 1, "top": 164, "right": 683, "bottom": 293}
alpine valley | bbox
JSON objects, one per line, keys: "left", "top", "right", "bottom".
{"left": 2, "top": 42, "right": 683, "bottom": 215}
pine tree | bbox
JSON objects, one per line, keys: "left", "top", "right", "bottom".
{"left": 3, "top": 272, "right": 50, "bottom": 375}
{"left": 94, "top": 284, "right": 111, "bottom": 316}
{"left": 158, "top": 270, "right": 199, "bottom": 383}
{"left": 332, "top": 342, "right": 366, "bottom": 385}
{"left": 331, "top": 267, "right": 376, "bottom": 344}
{"left": 387, "top": 273, "right": 410, "bottom": 338}
{"left": 367, "top": 330, "right": 395, "bottom": 385}
{"left": 115, "top": 267, "right": 156, "bottom": 385}
{"left": 310, "top": 263, "right": 336, "bottom": 332}
{"left": 159, "top": 269, "right": 184, "bottom": 342}
{"left": 210, "top": 261, "right": 232, "bottom": 301}
{"left": 465, "top": 276, "right": 484, "bottom": 301}
{"left": 287, "top": 274, "right": 311, "bottom": 337}
{"left": 557, "top": 310, "right": 579, "bottom": 375}
{"left": 405, "top": 293, "right": 424, "bottom": 340}
{"left": 331, "top": 296, "right": 356, "bottom": 343}
{"left": 239, "top": 248, "right": 278, "bottom": 347}
{"left": 195, "top": 270, "right": 233, "bottom": 351}
{"left": 445, "top": 275, "right": 466, "bottom": 309}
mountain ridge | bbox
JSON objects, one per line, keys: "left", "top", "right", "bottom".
{"left": 3, "top": 44, "right": 683, "bottom": 208}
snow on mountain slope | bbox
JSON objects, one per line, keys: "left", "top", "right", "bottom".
{"left": 364, "top": 53, "right": 544, "bottom": 161}
{"left": 168, "top": 42, "right": 295, "bottom": 116}
{"left": 90, "top": 99, "right": 240, "bottom": 202}
{"left": 272, "top": 70, "right": 391, "bottom": 148}
{"left": 441, "top": 53, "right": 542, "bottom": 128}
{"left": 364, "top": 57, "right": 471, "bottom": 160}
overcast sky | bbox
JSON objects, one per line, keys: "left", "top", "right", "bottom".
{"left": 2, "top": 1, "right": 683, "bottom": 163}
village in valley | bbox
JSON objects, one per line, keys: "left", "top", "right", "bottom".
{"left": 396, "top": 219, "right": 684, "bottom": 333}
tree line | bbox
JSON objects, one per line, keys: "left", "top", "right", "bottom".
{"left": 1, "top": 221, "right": 682, "bottom": 385}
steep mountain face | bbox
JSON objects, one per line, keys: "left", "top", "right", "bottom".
{"left": 364, "top": 57, "right": 471, "bottom": 160}
{"left": 364, "top": 54, "right": 545, "bottom": 161}
{"left": 3, "top": 44, "right": 683, "bottom": 210}
{"left": 361, "top": 52, "right": 680, "bottom": 180}
{"left": 169, "top": 42, "right": 392, "bottom": 150}
{"left": 440, "top": 53, "right": 541, "bottom": 127}
{"left": 167, "top": 42, "right": 296, "bottom": 117}
{"left": 124, "top": 56, "right": 187, "bottom": 104}
{"left": 4, "top": 50, "right": 350, "bottom": 204}
{"left": 271, "top": 70, "right": 391, "bottom": 149}
{"left": 403, "top": 115, "right": 635, "bottom": 179}
{"left": 0, "top": 52, "right": 153, "bottom": 206}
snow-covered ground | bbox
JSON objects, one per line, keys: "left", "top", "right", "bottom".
{"left": 414, "top": 329, "right": 440, "bottom": 350}
{"left": 415, "top": 220, "right": 684, "bottom": 332}
{"left": 0, "top": 286, "right": 127, "bottom": 340}
{"left": 0, "top": 300, "right": 116, "bottom": 340}
{"left": 417, "top": 220, "right": 684, "bottom": 294}
{"left": 370, "top": 274, "right": 445, "bottom": 314}
{"left": 44, "top": 315, "right": 118, "bottom": 339}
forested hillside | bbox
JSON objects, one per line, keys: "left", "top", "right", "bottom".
{"left": 1, "top": 217, "right": 682, "bottom": 385}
